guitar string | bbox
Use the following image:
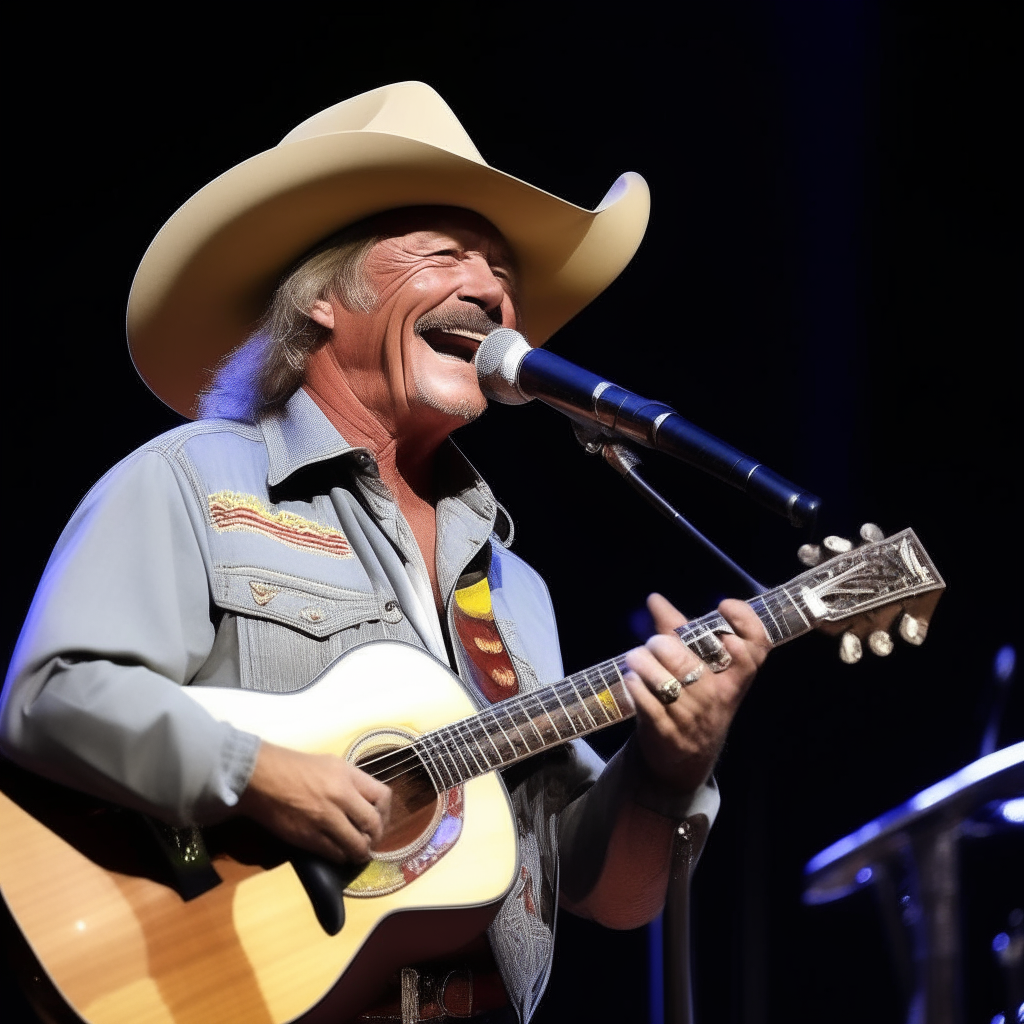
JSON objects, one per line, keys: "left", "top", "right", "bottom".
{"left": 349, "top": 593, "right": 797, "bottom": 786}
{"left": 355, "top": 660, "right": 636, "bottom": 787}
{"left": 349, "top": 564, "right": 875, "bottom": 787}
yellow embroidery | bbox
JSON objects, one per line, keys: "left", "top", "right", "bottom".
{"left": 474, "top": 636, "right": 504, "bottom": 654}
{"left": 490, "top": 667, "right": 517, "bottom": 689}
{"left": 208, "top": 491, "right": 351, "bottom": 558}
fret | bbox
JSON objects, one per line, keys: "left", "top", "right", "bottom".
{"left": 523, "top": 690, "right": 563, "bottom": 743}
{"left": 497, "top": 704, "right": 533, "bottom": 758}
{"left": 778, "top": 584, "right": 812, "bottom": 630}
{"left": 591, "top": 664, "right": 622, "bottom": 720}
{"left": 471, "top": 716, "right": 503, "bottom": 770}
{"left": 552, "top": 680, "right": 589, "bottom": 735}
{"left": 413, "top": 737, "right": 445, "bottom": 791}
{"left": 751, "top": 592, "right": 785, "bottom": 645}
{"left": 679, "top": 615, "right": 733, "bottom": 662}
{"left": 451, "top": 718, "right": 489, "bottom": 774}
{"left": 605, "top": 657, "right": 632, "bottom": 717}
{"left": 564, "top": 675, "right": 601, "bottom": 730}
{"left": 483, "top": 708, "right": 519, "bottom": 762}
{"left": 513, "top": 696, "right": 548, "bottom": 747}
{"left": 541, "top": 685, "right": 577, "bottom": 739}
{"left": 433, "top": 729, "right": 465, "bottom": 787}
{"left": 440, "top": 725, "right": 473, "bottom": 782}
{"left": 509, "top": 699, "right": 546, "bottom": 752}
{"left": 416, "top": 733, "right": 456, "bottom": 791}
{"left": 578, "top": 668, "right": 614, "bottom": 724}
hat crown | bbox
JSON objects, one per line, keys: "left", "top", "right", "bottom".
{"left": 278, "top": 81, "right": 486, "bottom": 164}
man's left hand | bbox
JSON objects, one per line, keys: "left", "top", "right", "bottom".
{"left": 624, "top": 593, "right": 770, "bottom": 795}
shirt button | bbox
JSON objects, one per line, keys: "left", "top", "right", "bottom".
{"left": 677, "top": 822, "right": 693, "bottom": 841}
{"left": 381, "top": 600, "right": 403, "bottom": 623}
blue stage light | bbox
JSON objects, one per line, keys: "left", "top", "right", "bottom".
{"left": 999, "top": 798, "right": 1024, "bottom": 824}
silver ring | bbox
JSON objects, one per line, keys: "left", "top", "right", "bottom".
{"left": 680, "top": 665, "right": 705, "bottom": 686}
{"left": 656, "top": 678, "right": 682, "bottom": 705}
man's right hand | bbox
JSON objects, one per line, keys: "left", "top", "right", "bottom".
{"left": 236, "top": 742, "right": 392, "bottom": 864}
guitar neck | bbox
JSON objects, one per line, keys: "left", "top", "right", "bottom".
{"left": 411, "top": 581, "right": 814, "bottom": 791}
{"left": 409, "top": 527, "right": 943, "bottom": 791}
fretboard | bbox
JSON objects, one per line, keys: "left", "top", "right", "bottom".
{"left": 411, "top": 569, "right": 831, "bottom": 791}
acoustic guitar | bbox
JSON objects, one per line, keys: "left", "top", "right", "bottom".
{"left": 0, "top": 527, "right": 944, "bottom": 1024}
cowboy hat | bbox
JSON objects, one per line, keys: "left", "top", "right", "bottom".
{"left": 127, "top": 81, "right": 650, "bottom": 417}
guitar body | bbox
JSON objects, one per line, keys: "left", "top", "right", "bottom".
{"left": 0, "top": 642, "right": 519, "bottom": 1024}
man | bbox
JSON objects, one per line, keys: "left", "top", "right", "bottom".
{"left": 1, "top": 83, "right": 768, "bottom": 1022}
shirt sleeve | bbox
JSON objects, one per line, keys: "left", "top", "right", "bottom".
{"left": 0, "top": 449, "right": 259, "bottom": 825}
{"left": 557, "top": 736, "right": 720, "bottom": 904}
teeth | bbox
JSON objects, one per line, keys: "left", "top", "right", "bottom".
{"left": 443, "top": 328, "right": 488, "bottom": 342}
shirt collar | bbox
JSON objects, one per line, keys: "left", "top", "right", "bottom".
{"left": 260, "top": 388, "right": 368, "bottom": 487}
{"left": 260, "top": 387, "right": 510, "bottom": 536}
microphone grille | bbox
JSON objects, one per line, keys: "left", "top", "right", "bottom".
{"left": 474, "top": 328, "right": 533, "bottom": 406}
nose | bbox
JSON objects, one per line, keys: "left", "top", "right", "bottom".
{"left": 457, "top": 255, "right": 508, "bottom": 323}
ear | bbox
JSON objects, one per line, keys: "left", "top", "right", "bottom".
{"left": 309, "top": 299, "right": 335, "bottom": 330}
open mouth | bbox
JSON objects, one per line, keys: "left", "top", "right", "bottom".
{"left": 420, "top": 328, "right": 486, "bottom": 363}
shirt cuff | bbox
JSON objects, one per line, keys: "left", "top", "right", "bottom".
{"left": 205, "top": 724, "right": 261, "bottom": 821}
{"left": 621, "top": 735, "right": 721, "bottom": 825}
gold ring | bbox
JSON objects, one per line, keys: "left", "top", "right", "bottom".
{"left": 680, "top": 665, "right": 705, "bottom": 686}
{"left": 656, "top": 678, "right": 682, "bottom": 705}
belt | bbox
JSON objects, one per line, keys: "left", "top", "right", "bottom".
{"left": 356, "top": 937, "right": 508, "bottom": 1022}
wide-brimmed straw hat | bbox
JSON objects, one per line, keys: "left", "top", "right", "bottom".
{"left": 127, "top": 81, "right": 650, "bottom": 417}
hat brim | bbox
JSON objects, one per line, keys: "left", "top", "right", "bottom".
{"left": 127, "top": 131, "right": 649, "bottom": 417}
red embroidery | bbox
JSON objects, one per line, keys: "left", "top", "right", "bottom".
{"left": 208, "top": 491, "right": 352, "bottom": 559}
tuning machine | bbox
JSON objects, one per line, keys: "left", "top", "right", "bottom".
{"left": 797, "top": 523, "right": 886, "bottom": 568}
{"left": 798, "top": 524, "right": 939, "bottom": 664}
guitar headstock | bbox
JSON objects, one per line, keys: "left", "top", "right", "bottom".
{"left": 792, "top": 525, "right": 945, "bottom": 663}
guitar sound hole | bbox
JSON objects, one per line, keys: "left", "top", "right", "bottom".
{"left": 356, "top": 744, "right": 440, "bottom": 854}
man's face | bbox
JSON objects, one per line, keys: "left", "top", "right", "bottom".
{"left": 320, "top": 208, "right": 518, "bottom": 441}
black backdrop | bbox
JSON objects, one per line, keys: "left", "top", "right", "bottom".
{"left": 4, "top": 4, "right": 1021, "bottom": 1022}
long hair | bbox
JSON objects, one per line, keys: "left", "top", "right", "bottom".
{"left": 198, "top": 223, "right": 382, "bottom": 422}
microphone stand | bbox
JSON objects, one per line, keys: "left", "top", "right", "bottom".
{"left": 574, "top": 426, "right": 767, "bottom": 597}
{"left": 573, "top": 427, "right": 770, "bottom": 1024}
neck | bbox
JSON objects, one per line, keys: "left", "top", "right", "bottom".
{"left": 303, "top": 355, "right": 443, "bottom": 501}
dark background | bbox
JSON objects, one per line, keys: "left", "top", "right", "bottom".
{"left": 4, "top": 3, "right": 1021, "bottom": 1022}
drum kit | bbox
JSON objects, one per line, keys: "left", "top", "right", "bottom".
{"left": 804, "top": 649, "right": 1023, "bottom": 1024}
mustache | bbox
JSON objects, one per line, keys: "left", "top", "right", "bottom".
{"left": 413, "top": 305, "right": 502, "bottom": 338}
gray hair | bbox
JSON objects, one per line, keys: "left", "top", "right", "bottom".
{"left": 198, "top": 223, "right": 382, "bottom": 422}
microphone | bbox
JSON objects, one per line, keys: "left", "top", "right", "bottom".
{"left": 475, "top": 328, "right": 820, "bottom": 527}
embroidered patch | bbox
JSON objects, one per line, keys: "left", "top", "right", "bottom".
{"left": 248, "top": 581, "right": 279, "bottom": 606}
{"left": 453, "top": 575, "right": 520, "bottom": 702}
{"left": 208, "top": 491, "right": 352, "bottom": 559}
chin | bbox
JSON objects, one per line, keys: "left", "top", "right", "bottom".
{"left": 411, "top": 367, "right": 488, "bottom": 425}
{"left": 412, "top": 383, "right": 488, "bottom": 425}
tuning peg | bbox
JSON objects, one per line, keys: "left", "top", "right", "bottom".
{"left": 797, "top": 543, "right": 823, "bottom": 567}
{"left": 823, "top": 535, "right": 853, "bottom": 555}
{"left": 868, "top": 630, "right": 894, "bottom": 656}
{"left": 859, "top": 523, "right": 884, "bottom": 543}
{"left": 839, "top": 632, "right": 863, "bottom": 664}
{"left": 898, "top": 614, "right": 927, "bottom": 646}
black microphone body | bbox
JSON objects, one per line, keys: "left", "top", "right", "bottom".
{"left": 475, "top": 329, "right": 820, "bottom": 528}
